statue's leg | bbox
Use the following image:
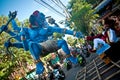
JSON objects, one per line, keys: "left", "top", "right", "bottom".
{"left": 28, "top": 42, "right": 44, "bottom": 74}
{"left": 57, "top": 40, "right": 78, "bottom": 64}
{"left": 57, "top": 40, "right": 70, "bottom": 55}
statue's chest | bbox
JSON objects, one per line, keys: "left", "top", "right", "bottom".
{"left": 29, "top": 29, "right": 47, "bottom": 38}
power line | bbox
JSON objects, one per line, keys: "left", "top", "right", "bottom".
{"left": 57, "top": 0, "right": 71, "bottom": 18}
{"left": 34, "top": 0, "right": 50, "bottom": 9}
{"left": 34, "top": 0, "right": 66, "bottom": 18}
{"left": 51, "top": 0, "right": 63, "bottom": 9}
{"left": 50, "top": 0, "right": 71, "bottom": 19}
{"left": 51, "top": 0, "right": 69, "bottom": 18}
{"left": 41, "top": 0, "right": 66, "bottom": 17}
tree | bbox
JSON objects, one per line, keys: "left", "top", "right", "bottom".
{"left": 0, "top": 16, "right": 34, "bottom": 80}
{"left": 53, "top": 32, "right": 63, "bottom": 40}
{"left": 67, "top": 36, "right": 77, "bottom": 46}
{"left": 68, "top": 0, "right": 99, "bottom": 35}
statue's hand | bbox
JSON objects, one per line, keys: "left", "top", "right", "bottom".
{"left": 75, "top": 32, "right": 84, "bottom": 38}
{"left": 4, "top": 41, "right": 12, "bottom": 48}
{"left": 0, "top": 25, "right": 8, "bottom": 34}
{"left": 8, "top": 11, "right": 17, "bottom": 19}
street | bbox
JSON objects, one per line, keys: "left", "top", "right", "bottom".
{"left": 64, "top": 53, "right": 98, "bottom": 80}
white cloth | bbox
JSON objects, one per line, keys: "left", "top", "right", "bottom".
{"left": 93, "top": 38, "right": 106, "bottom": 49}
{"left": 93, "top": 38, "right": 110, "bottom": 55}
{"left": 108, "top": 29, "right": 118, "bottom": 43}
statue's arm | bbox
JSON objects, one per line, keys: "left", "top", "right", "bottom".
{"left": 11, "top": 19, "right": 21, "bottom": 32}
{"left": 48, "top": 26, "right": 84, "bottom": 38}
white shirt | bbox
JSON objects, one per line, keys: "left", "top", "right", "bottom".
{"left": 93, "top": 38, "right": 110, "bottom": 55}
{"left": 108, "top": 29, "right": 118, "bottom": 43}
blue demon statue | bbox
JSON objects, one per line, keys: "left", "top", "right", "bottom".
{"left": 0, "top": 10, "right": 83, "bottom": 74}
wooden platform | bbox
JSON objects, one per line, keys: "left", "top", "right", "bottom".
{"left": 75, "top": 56, "right": 120, "bottom": 80}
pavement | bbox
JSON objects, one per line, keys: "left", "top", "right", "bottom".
{"left": 63, "top": 53, "right": 98, "bottom": 80}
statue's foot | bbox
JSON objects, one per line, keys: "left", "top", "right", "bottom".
{"left": 67, "top": 56, "right": 78, "bottom": 64}
{"left": 36, "top": 62, "right": 44, "bottom": 74}
{"left": 0, "top": 25, "right": 8, "bottom": 34}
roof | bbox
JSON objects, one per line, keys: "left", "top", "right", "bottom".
{"left": 95, "top": 0, "right": 112, "bottom": 13}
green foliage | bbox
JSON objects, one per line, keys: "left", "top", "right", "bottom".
{"left": 53, "top": 32, "right": 63, "bottom": 40}
{"left": 23, "top": 19, "right": 30, "bottom": 27}
{"left": 0, "top": 35, "right": 33, "bottom": 79}
{"left": 67, "top": 36, "right": 77, "bottom": 46}
{"left": 0, "top": 15, "right": 33, "bottom": 79}
{"left": 85, "top": 0, "right": 99, "bottom": 6}
{"left": 68, "top": 0, "right": 99, "bottom": 35}
{"left": 77, "top": 38, "right": 85, "bottom": 44}
{"left": 66, "top": 36, "right": 85, "bottom": 47}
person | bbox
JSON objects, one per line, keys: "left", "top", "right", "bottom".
{"left": 103, "top": 17, "right": 120, "bottom": 62}
{"left": 86, "top": 17, "right": 120, "bottom": 63}
{"left": 0, "top": 10, "right": 84, "bottom": 74}
{"left": 110, "top": 16, "right": 120, "bottom": 37}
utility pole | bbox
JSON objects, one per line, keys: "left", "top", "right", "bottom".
{"left": 57, "top": 0, "right": 71, "bottom": 19}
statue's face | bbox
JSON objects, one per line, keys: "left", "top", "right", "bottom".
{"left": 36, "top": 12, "right": 46, "bottom": 27}
{"left": 29, "top": 11, "right": 46, "bottom": 29}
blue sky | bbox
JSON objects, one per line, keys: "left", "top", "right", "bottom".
{"left": 0, "top": 0, "right": 69, "bottom": 23}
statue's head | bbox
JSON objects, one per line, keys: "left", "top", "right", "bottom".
{"left": 29, "top": 10, "right": 46, "bottom": 28}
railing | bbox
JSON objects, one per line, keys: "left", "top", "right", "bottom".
{"left": 75, "top": 56, "right": 120, "bottom": 80}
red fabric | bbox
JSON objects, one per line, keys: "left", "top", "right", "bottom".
{"left": 86, "top": 34, "right": 103, "bottom": 41}
{"left": 86, "top": 33, "right": 109, "bottom": 43}
{"left": 101, "top": 32, "right": 108, "bottom": 42}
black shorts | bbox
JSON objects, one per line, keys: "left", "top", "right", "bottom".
{"left": 40, "top": 40, "right": 59, "bottom": 57}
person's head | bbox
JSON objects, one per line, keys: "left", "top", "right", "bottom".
{"left": 90, "top": 32, "right": 95, "bottom": 37}
{"left": 51, "top": 52, "right": 56, "bottom": 59}
{"left": 103, "top": 17, "right": 116, "bottom": 30}
{"left": 110, "top": 16, "right": 120, "bottom": 22}
{"left": 29, "top": 10, "right": 46, "bottom": 28}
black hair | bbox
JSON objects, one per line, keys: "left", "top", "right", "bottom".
{"left": 104, "top": 18, "right": 116, "bottom": 30}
